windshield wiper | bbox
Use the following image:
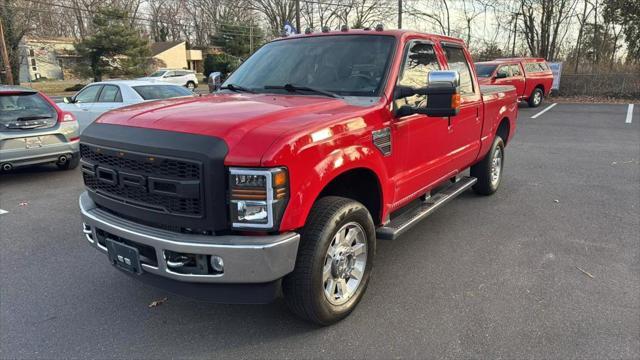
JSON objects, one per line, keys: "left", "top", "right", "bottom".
{"left": 220, "top": 83, "right": 255, "bottom": 93}
{"left": 264, "top": 84, "right": 342, "bottom": 99}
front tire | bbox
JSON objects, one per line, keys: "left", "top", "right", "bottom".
{"left": 283, "top": 196, "right": 376, "bottom": 325}
{"left": 186, "top": 81, "right": 196, "bottom": 90}
{"left": 471, "top": 136, "right": 505, "bottom": 195}
{"left": 528, "top": 88, "right": 544, "bottom": 107}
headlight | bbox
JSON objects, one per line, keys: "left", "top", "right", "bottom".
{"left": 229, "top": 167, "right": 289, "bottom": 230}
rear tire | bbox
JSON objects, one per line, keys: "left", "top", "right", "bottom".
{"left": 471, "top": 136, "right": 504, "bottom": 195}
{"left": 283, "top": 196, "right": 376, "bottom": 325}
{"left": 57, "top": 155, "right": 80, "bottom": 170}
{"left": 528, "top": 88, "right": 544, "bottom": 107}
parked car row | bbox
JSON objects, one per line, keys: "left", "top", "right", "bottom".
{"left": 2, "top": 56, "right": 552, "bottom": 174}
{"left": 1, "top": 80, "right": 195, "bottom": 172}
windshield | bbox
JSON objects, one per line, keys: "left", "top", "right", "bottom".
{"left": 0, "top": 92, "right": 57, "bottom": 131}
{"left": 133, "top": 85, "right": 193, "bottom": 100}
{"left": 148, "top": 71, "right": 166, "bottom": 78}
{"left": 223, "top": 35, "right": 396, "bottom": 97}
{"left": 475, "top": 64, "right": 497, "bottom": 77}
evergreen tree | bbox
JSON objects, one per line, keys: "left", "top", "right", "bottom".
{"left": 74, "top": 7, "right": 150, "bottom": 81}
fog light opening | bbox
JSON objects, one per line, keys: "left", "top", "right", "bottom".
{"left": 210, "top": 255, "right": 224, "bottom": 274}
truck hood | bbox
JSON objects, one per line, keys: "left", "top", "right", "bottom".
{"left": 94, "top": 93, "right": 370, "bottom": 165}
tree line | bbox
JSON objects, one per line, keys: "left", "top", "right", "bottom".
{"left": 1, "top": 0, "right": 638, "bottom": 84}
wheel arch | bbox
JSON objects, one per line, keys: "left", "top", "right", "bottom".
{"left": 316, "top": 167, "right": 383, "bottom": 225}
{"left": 496, "top": 117, "right": 511, "bottom": 145}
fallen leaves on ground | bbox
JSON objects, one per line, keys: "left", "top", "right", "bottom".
{"left": 148, "top": 297, "right": 168, "bottom": 308}
{"left": 576, "top": 266, "right": 594, "bottom": 279}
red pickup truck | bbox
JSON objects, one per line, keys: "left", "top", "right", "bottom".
{"left": 475, "top": 57, "right": 553, "bottom": 107}
{"left": 79, "top": 29, "right": 518, "bottom": 325}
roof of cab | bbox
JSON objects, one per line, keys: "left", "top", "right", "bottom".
{"left": 273, "top": 28, "right": 466, "bottom": 45}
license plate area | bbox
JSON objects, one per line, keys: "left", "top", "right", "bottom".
{"left": 25, "top": 136, "right": 43, "bottom": 149}
{"left": 106, "top": 239, "right": 142, "bottom": 274}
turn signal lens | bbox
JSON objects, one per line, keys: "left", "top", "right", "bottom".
{"left": 274, "top": 171, "right": 287, "bottom": 187}
{"left": 451, "top": 93, "right": 461, "bottom": 110}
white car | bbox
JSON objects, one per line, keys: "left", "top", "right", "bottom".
{"left": 57, "top": 80, "right": 194, "bottom": 132}
{"left": 138, "top": 69, "right": 199, "bottom": 90}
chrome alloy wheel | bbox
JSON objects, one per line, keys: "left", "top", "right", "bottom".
{"left": 533, "top": 91, "right": 542, "bottom": 105}
{"left": 322, "top": 222, "right": 368, "bottom": 306}
{"left": 490, "top": 146, "right": 503, "bottom": 186}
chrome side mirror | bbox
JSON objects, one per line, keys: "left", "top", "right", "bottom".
{"left": 395, "top": 70, "right": 461, "bottom": 118}
{"left": 427, "top": 70, "right": 460, "bottom": 87}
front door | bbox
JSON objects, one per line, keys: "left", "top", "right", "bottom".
{"left": 60, "top": 84, "right": 103, "bottom": 132}
{"left": 391, "top": 41, "right": 453, "bottom": 203}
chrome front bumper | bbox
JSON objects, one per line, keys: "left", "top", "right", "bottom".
{"left": 79, "top": 192, "right": 300, "bottom": 284}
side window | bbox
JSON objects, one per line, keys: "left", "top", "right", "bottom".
{"left": 525, "top": 62, "right": 544, "bottom": 73}
{"left": 442, "top": 45, "right": 474, "bottom": 95}
{"left": 510, "top": 65, "right": 523, "bottom": 76}
{"left": 496, "top": 66, "right": 510, "bottom": 78}
{"left": 395, "top": 42, "right": 441, "bottom": 108}
{"left": 165, "top": 71, "right": 175, "bottom": 77}
{"left": 97, "top": 85, "right": 122, "bottom": 102}
{"left": 75, "top": 85, "right": 102, "bottom": 103}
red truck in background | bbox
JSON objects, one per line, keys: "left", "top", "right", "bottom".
{"left": 475, "top": 58, "right": 553, "bottom": 107}
{"left": 78, "top": 29, "right": 518, "bottom": 325}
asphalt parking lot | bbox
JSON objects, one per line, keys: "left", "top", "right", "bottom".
{"left": 1, "top": 102, "right": 638, "bottom": 359}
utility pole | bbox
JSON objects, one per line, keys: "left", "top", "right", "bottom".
{"left": 398, "top": 0, "right": 402, "bottom": 29}
{"left": 0, "top": 19, "right": 15, "bottom": 85}
{"left": 249, "top": 26, "right": 254, "bottom": 54}
{"left": 511, "top": 13, "right": 518, "bottom": 57}
{"left": 295, "top": 0, "right": 301, "bottom": 34}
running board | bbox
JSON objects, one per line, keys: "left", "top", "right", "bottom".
{"left": 376, "top": 176, "right": 477, "bottom": 240}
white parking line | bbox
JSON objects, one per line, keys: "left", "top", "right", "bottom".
{"left": 626, "top": 104, "right": 634, "bottom": 124}
{"left": 0, "top": 209, "right": 8, "bottom": 215}
{"left": 531, "top": 103, "right": 557, "bottom": 119}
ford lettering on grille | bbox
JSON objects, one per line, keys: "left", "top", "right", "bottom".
{"left": 79, "top": 144, "right": 203, "bottom": 217}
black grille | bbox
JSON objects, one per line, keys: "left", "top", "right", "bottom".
{"left": 80, "top": 144, "right": 200, "bottom": 179}
{"left": 81, "top": 144, "right": 203, "bottom": 217}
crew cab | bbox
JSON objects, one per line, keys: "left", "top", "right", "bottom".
{"left": 475, "top": 57, "right": 553, "bottom": 107}
{"left": 78, "top": 29, "right": 518, "bottom": 325}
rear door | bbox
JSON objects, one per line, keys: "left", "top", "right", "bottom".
{"left": 441, "top": 43, "right": 483, "bottom": 170}
{"left": 91, "top": 84, "right": 124, "bottom": 116}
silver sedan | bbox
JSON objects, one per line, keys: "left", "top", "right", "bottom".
{"left": 57, "top": 80, "right": 194, "bottom": 132}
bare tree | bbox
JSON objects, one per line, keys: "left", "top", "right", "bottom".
{"left": 251, "top": 0, "right": 296, "bottom": 35}
{"left": 519, "top": 0, "right": 578, "bottom": 60}
{"left": 405, "top": 0, "right": 451, "bottom": 35}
